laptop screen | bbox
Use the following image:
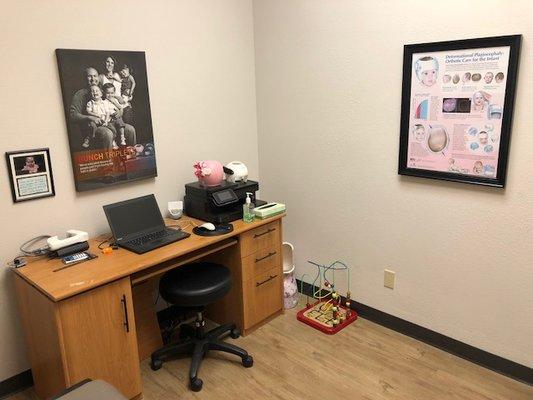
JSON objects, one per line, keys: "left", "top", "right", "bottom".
{"left": 104, "top": 194, "right": 165, "bottom": 241}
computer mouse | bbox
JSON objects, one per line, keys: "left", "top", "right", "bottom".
{"left": 199, "top": 222, "right": 216, "bottom": 231}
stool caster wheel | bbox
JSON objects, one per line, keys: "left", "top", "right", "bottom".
{"left": 150, "top": 358, "right": 163, "bottom": 371}
{"left": 242, "top": 355, "right": 253, "bottom": 368}
{"left": 190, "top": 377, "right": 203, "bottom": 392}
{"left": 230, "top": 328, "right": 241, "bottom": 339}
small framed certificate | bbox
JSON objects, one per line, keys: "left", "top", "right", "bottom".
{"left": 5, "top": 148, "right": 56, "bottom": 202}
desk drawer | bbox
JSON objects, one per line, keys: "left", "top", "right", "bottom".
{"left": 243, "top": 266, "right": 282, "bottom": 329}
{"left": 240, "top": 221, "right": 280, "bottom": 257}
{"left": 242, "top": 246, "right": 280, "bottom": 282}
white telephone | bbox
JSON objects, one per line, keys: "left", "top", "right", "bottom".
{"left": 47, "top": 230, "right": 89, "bottom": 251}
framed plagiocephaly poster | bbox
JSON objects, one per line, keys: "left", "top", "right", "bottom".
{"left": 398, "top": 35, "right": 521, "bottom": 187}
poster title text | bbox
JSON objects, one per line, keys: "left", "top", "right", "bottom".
{"left": 445, "top": 51, "right": 503, "bottom": 64}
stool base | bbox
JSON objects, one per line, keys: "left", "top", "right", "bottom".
{"left": 150, "top": 316, "right": 253, "bottom": 392}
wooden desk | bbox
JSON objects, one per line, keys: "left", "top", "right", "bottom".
{"left": 13, "top": 215, "right": 285, "bottom": 399}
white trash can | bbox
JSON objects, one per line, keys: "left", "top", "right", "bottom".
{"left": 282, "top": 242, "right": 298, "bottom": 309}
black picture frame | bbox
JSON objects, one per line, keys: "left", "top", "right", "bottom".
{"left": 5, "top": 148, "right": 55, "bottom": 203}
{"left": 398, "top": 35, "right": 521, "bottom": 188}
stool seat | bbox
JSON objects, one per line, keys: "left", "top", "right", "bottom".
{"left": 159, "top": 262, "right": 231, "bottom": 307}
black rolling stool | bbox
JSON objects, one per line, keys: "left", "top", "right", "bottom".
{"left": 150, "top": 262, "right": 253, "bottom": 391}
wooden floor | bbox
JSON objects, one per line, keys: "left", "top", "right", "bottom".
{"left": 9, "top": 305, "right": 532, "bottom": 400}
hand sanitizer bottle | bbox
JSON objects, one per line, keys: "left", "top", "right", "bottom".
{"left": 243, "top": 192, "right": 255, "bottom": 223}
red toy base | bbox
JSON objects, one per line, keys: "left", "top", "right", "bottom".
{"left": 296, "top": 301, "right": 358, "bottom": 334}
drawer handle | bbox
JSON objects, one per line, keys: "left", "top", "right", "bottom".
{"left": 121, "top": 294, "right": 130, "bottom": 333}
{"left": 253, "top": 228, "right": 276, "bottom": 239}
{"left": 256, "top": 274, "right": 277, "bottom": 287}
{"left": 255, "top": 251, "right": 276, "bottom": 263}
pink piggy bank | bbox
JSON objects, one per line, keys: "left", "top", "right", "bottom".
{"left": 193, "top": 160, "right": 224, "bottom": 187}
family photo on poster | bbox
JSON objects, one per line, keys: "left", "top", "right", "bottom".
{"left": 56, "top": 49, "right": 157, "bottom": 192}
{"left": 398, "top": 35, "right": 521, "bottom": 187}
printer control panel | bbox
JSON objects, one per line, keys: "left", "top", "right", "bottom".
{"left": 211, "top": 189, "right": 239, "bottom": 206}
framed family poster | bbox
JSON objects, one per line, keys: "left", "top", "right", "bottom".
{"left": 398, "top": 35, "right": 521, "bottom": 187}
{"left": 5, "top": 148, "right": 55, "bottom": 202}
{"left": 56, "top": 49, "right": 157, "bottom": 192}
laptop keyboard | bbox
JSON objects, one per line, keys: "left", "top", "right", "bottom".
{"left": 126, "top": 230, "right": 168, "bottom": 246}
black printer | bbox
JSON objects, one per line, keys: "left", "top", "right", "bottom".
{"left": 184, "top": 180, "right": 266, "bottom": 224}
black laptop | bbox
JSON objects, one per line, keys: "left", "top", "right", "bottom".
{"left": 103, "top": 194, "right": 190, "bottom": 254}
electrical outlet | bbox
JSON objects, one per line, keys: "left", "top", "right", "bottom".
{"left": 384, "top": 269, "right": 395, "bottom": 289}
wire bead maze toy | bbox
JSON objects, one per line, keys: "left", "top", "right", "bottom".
{"left": 296, "top": 260, "right": 358, "bottom": 334}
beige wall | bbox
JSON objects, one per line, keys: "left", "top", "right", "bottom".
{"left": 253, "top": 0, "right": 533, "bottom": 366}
{"left": 0, "top": 0, "right": 258, "bottom": 381}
